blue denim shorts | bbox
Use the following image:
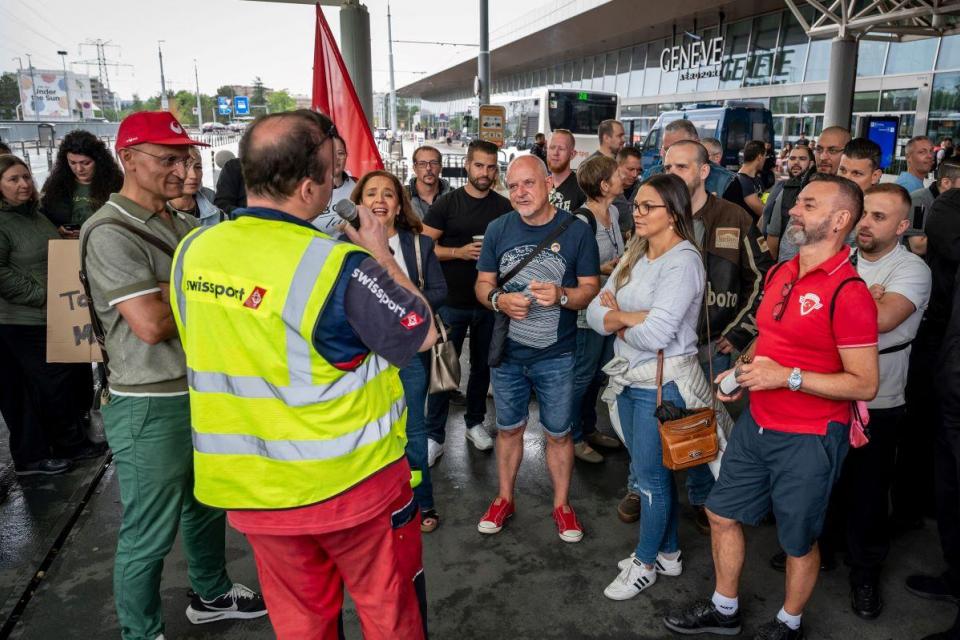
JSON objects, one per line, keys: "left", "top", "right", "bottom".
{"left": 705, "top": 408, "right": 850, "bottom": 557}
{"left": 490, "top": 353, "right": 575, "bottom": 437}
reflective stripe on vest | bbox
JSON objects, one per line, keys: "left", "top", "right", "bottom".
{"left": 186, "top": 354, "right": 389, "bottom": 407}
{"left": 171, "top": 226, "right": 212, "bottom": 328}
{"left": 192, "top": 396, "right": 404, "bottom": 461}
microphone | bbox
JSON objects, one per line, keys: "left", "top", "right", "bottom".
{"left": 333, "top": 199, "right": 361, "bottom": 230}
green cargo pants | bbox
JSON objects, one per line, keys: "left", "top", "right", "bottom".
{"left": 103, "top": 394, "right": 233, "bottom": 640}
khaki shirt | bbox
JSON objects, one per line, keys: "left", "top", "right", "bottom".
{"left": 80, "top": 193, "right": 198, "bottom": 395}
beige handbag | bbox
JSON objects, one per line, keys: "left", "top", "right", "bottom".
{"left": 411, "top": 234, "right": 461, "bottom": 393}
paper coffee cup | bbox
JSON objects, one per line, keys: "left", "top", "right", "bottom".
{"left": 472, "top": 235, "right": 484, "bottom": 243}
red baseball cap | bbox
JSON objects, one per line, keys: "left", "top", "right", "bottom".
{"left": 115, "top": 111, "right": 209, "bottom": 151}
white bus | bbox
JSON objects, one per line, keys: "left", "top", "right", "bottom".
{"left": 497, "top": 88, "right": 620, "bottom": 169}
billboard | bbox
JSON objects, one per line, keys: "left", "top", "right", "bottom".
{"left": 18, "top": 70, "right": 98, "bottom": 120}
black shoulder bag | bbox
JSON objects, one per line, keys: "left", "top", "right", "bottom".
{"left": 488, "top": 214, "right": 574, "bottom": 367}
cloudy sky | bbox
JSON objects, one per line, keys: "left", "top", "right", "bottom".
{"left": 0, "top": 0, "right": 530, "bottom": 99}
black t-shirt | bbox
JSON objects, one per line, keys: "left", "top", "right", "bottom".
{"left": 925, "top": 188, "right": 960, "bottom": 333}
{"left": 549, "top": 172, "right": 587, "bottom": 212}
{"left": 424, "top": 187, "right": 513, "bottom": 309}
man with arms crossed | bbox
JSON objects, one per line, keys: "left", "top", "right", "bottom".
{"left": 474, "top": 155, "right": 599, "bottom": 543}
{"left": 665, "top": 174, "right": 878, "bottom": 639}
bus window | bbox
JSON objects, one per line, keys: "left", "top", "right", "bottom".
{"left": 688, "top": 118, "right": 720, "bottom": 141}
{"left": 548, "top": 91, "right": 618, "bottom": 135}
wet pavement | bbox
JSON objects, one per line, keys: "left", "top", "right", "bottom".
{"left": 0, "top": 372, "right": 956, "bottom": 639}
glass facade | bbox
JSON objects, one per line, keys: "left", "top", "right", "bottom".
{"left": 416, "top": 7, "right": 960, "bottom": 155}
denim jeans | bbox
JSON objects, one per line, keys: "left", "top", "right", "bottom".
{"left": 425, "top": 306, "right": 494, "bottom": 443}
{"left": 490, "top": 353, "right": 575, "bottom": 436}
{"left": 683, "top": 344, "right": 732, "bottom": 506}
{"left": 568, "top": 328, "right": 615, "bottom": 443}
{"left": 399, "top": 353, "right": 433, "bottom": 512}
{"left": 617, "top": 382, "right": 685, "bottom": 565}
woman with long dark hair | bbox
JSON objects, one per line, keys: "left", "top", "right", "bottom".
{"left": 0, "top": 155, "right": 98, "bottom": 475}
{"left": 586, "top": 173, "right": 707, "bottom": 600}
{"left": 41, "top": 130, "right": 123, "bottom": 233}
{"left": 351, "top": 170, "right": 446, "bottom": 532}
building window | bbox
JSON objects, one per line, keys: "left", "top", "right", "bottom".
{"left": 627, "top": 46, "right": 645, "bottom": 97}
{"left": 937, "top": 34, "right": 960, "bottom": 70}
{"left": 720, "top": 19, "right": 752, "bottom": 89}
{"left": 771, "top": 95, "right": 801, "bottom": 114}
{"left": 696, "top": 26, "right": 722, "bottom": 92}
{"left": 615, "top": 48, "right": 632, "bottom": 97}
{"left": 571, "top": 59, "right": 583, "bottom": 89}
{"left": 772, "top": 10, "right": 809, "bottom": 85}
{"left": 880, "top": 88, "right": 918, "bottom": 111}
{"left": 853, "top": 91, "right": 880, "bottom": 112}
{"left": 885, "top": 38, "right": 937, "bottom": 75}
{"left": 745, "top": 13, "right": 781, "bottom": 86}
{"left": 563, "top": 61, "right": 574, "bottom": 88}
{"left": 801, "top": 93, "right": 825, "bottom": 114}
{"left": 643, "top": 40, "right": 663, "bottom": 96}
{"left": 603, "top": 52, "right": 618, "bottom": 92}
{"left": 804, "top": 39, "right": 830, "bottom": 82}
{"left": 659, "top": 38, "right": 680, "bottom": 94}
{"left": 857, "top": 41, "right": 888, "bottom": 77}
{"left": 931, "top": 72, "right": 960, "bottom": 117}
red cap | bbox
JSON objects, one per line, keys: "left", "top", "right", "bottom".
{"left": 115, "top": 111, "right": 209, "bottom": 151}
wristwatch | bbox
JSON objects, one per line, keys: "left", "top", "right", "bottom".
{"left": 787, "top": 367, "right": 803, "bottom": 392}
{"left": 559, "top": 287, "right": 569, "bottom": 307}
{"left": 490, "top": 290, "right": 502, "bottom": 312}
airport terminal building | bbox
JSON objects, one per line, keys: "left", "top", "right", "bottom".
{"left": 398, "top": 0, "right": 960, "bottom": 155}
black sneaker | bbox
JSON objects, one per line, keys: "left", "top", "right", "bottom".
{"left": 754, "top": 620, "right": 804, "bottom": 639}
{"left": 851, "top": 582, "right": 882, "bottom": 619}
{"left": 185, "top": 583, "right": 267, "bottom": 624}
{"left": 906, "top": 574, "right": 960, "bottom": 603}
{"left": 14, "top": 458, "right": 72, "bottom": 476}
{"left": 663, "top": 599, "right": 742, "bottom": 635}
{"left": 449, "top": 389, "right": 466, "bottom": 406}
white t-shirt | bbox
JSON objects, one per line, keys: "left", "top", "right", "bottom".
{"left": 855, "top": 244, "right": 931, "bottom": 409}
{"left": 388, "top": 234, "right": 410, "bottom": 278}
{"left": 311, "top": 176, "right": 358, "bottom": 235}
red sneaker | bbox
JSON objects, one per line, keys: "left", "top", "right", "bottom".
{"left": 478, "top": 497, "right": 514, "bottom": 534}
{"left": 553, "top": 504, "right": 584, "bottom": 543}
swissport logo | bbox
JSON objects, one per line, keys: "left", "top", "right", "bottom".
{"left": 244, "top": 287, "right": 267, "bottom": 310}
{"left": 401, "top": 311, "right": 425, "bottom": 330}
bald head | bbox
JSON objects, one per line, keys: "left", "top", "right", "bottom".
{"left": 506, "top": 154, "right": 553, "bottom": 219}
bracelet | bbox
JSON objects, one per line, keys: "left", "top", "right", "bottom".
{"left": 449, "top": 247, "right": 457, "bottom": 259}
{"left": 491, "top": 290, "right": 501, "bottom": 312}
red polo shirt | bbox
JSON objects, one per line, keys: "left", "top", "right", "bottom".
{"left": 751, "top": 248, "right": 878, "bottom": 435}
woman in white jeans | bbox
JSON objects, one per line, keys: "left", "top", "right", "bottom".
{"left": 586, "top": 173, "right": 706, "bottom": 601}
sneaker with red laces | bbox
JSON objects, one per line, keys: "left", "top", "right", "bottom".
{"left": 478, "top": 497, "right": 515, "bottom": 534}
{"left": 553, "top": 505, "right": 584, "bottom": 543}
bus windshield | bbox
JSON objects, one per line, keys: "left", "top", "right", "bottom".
{"left": 548, "top": 91, "right": 618, "bottom": 135}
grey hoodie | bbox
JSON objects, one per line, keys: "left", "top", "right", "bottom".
{"left": 406, "top": 177, "right": 451, "bottom": 219}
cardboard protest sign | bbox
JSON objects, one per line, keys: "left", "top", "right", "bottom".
{"left": 46, "top": 239, "right": 103, "bottom": 363}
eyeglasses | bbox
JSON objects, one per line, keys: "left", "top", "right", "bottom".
{"left": 814, "top": 146, "right": 844, "bottom": 156}
{"left": 414, "top": 160, "right": 441, "bottom": 169}
{"left": 633, "top": 202, "right": 668, "bottom": 216}
{"left": 128, "top": 147, "right": 193, "bottom": 169}
{"left": 772, "top": 280, "right": 796, "bottom": 321}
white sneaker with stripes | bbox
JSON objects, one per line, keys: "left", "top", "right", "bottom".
{"left": 603, "top": 558, "right": 658, "bottom": 600}
{"left": 617, "top": 550, "right": 683, "bottom": 576}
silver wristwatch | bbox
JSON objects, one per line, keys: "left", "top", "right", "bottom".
{"left": 559, "top": 287, "right": 569, "bottom": 307}
{"left": 787, "top": 367, "right": 803, "bottom": 392}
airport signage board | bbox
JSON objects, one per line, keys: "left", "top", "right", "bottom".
{"left": 217, "top": 96, "right": 231, "bottom": 116}
{"left": 478, "top": 104, "right": 506, "bottom": 147}
{"left": 660, "top": 37, "right": 724, "bottom": 80}
{"left": 234, "top": 96, "right": 250, "bottom": 115}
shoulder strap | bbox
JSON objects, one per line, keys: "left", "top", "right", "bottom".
{"left": 830, "top": 276, "right": 865, "bottom": 320}
{"left": 497, "top": 213, "right": 574, "bottom": 287}
{"left": 762, "top": 260, "right": 789, "bottom": 294}
{"left": 573, "top": 206, "right": 598, "bottom": 235}
{"left": 656, "top": 350, "right": 664, "bottom": 408}
{"left": 82, "top": 218, "right": 177, "bottom": 261}
{"left": 412, "top": 233, "right": 424, "bottom": 290}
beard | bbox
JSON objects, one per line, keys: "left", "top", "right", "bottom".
{"left": 547, "top": 158, "right": 569, "bottom": 174}
{"left": 856, "top": 233, "right": 879, "bottom": 253}
{"left": 788, "top": 164, "right": 804, "bottom": 178}
{"left": 468, "top": 174, "right": 492, "bottom": 192}
{"left": 784, "top": 216, "right": 832, "bottom": 247}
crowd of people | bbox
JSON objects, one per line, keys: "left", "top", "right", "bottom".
{"left": 0, "top": 106, "right": 959, "bottom": 640}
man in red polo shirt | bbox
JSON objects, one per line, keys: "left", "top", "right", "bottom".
{"left": 664, "top": 173, "right": 879, "bottom": 640}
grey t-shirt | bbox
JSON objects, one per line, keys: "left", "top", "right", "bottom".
{"left": 81, "top": 194, "right": 199, "bottom": 395}
{"left": 855, "top": 245, "right": 931, "bottom": 409}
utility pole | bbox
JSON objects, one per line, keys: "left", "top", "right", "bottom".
{"left": 193, "top": 59, "right": 203, "bottom": 128}
{"left": 12, "top": 57, "right": 24, "bottom": 121}
{"left": 158, "top": 41, "right": 169, "bottom": 111}
{"left": 387, "top": 1, "right": 398, "bottom": 135}
{"left": 78, "top": 40, "right": 131, "bottom": 120}
{"left": 26, "top": 54, "right": 39, "bottom": 121}
{"left": 479, "top": 0, "right": 490, "bottom": 106}
{"left": 58, "top": 50, "right": 73, "bottom": 120}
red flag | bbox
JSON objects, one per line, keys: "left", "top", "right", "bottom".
{"left": 312, "top": 3, "right": 383, "bottom": 177}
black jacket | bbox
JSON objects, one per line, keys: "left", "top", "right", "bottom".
{"left": 214, "top": 158, "right": 246, "bottom": 216}
{"left": 925, "top": 188, "right": 960, "bottom": 335}
{"left": 697, "top": 195, "right": 774, "bottom": 351}
{"left": 396, "top": 230, "right": 447, "bottom": 310}
{"left": 937, "top": 262, "right": 960, "bottom": 428}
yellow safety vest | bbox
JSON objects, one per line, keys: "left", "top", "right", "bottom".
{"left": 170, "top": 214, "right": 407, "bottom": 510}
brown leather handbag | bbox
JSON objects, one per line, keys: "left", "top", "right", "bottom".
{"left": 656, "top": 284, "right": 720, "bottom": 471}
{"left": 655, "top": 350, "right": 720, "bottom": 470}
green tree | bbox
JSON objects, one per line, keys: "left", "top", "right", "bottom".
{"left": 252, "top": 77, "right": 266, "bottom": 106}
{"left": 216, "top": 85, "right": 236, "bottom": 98}
{"left": 0, "top": 72, "right": 20, "bottom": 120}
{"left": 267, "top": 89, "right": 296, "bottom": 113}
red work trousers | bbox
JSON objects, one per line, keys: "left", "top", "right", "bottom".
{"left": 246, "top": 489, "right": 427, "bottom": 640}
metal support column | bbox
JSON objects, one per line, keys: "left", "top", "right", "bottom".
{"left": 823, "top": 36, "right": 857, "bottom": 131}
{"left": 339, "top": 0, "right": 374, "bottom": 127}
{"left": 479, "top": 0, "right": 490, "bottom": 106}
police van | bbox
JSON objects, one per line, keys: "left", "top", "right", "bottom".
{"left": 638, "top": 102, "right": 774, "bottom": 171}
